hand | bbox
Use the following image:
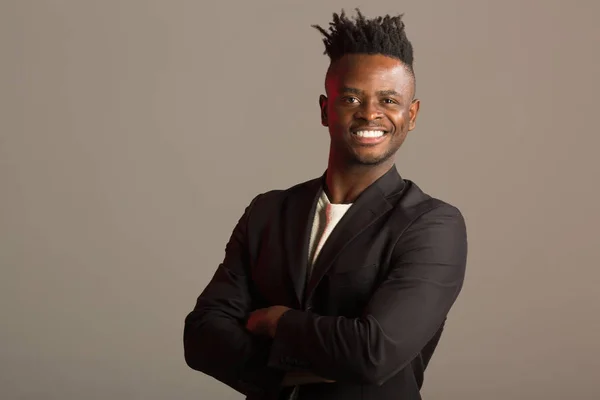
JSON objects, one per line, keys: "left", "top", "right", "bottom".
{"left": 246, "top": 305, "right": 291, "bottom": 337}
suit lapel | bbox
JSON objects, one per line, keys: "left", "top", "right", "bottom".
{"left": 282, "top": 176, "right": 323, "bottom": 307}
{"left": 304, "top": 166, "right": 405, "bottom": 301}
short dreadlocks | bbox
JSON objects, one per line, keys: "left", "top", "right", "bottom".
{"left": 312, "top": 9, "right": 414, "bottom": 76}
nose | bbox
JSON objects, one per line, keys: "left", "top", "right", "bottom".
{"left": 355, "top": 99, "right": 383, "bottom": 121}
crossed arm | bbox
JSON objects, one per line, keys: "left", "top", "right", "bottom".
{"left": 183, "top": 196, "right": 467, "bottom": 396}
{"left": 183, "top": 197, "right": 326, "bottom": 397}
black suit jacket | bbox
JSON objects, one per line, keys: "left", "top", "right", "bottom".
{"left": 184, "top": 166, "right": 468, "bottom": 400}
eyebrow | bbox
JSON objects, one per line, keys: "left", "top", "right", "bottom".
{"left": 340, "top": 86, "right": 401, "bottom": 97}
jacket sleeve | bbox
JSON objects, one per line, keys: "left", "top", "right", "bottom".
{"left": 183, "top": 195, "right": 285, "bottom": 397}
{"left": 267, "top": 203, "right": 468, "bottom": 386}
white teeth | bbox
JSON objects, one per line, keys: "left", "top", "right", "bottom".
{"left": 355, "top": 130, "right": 385, "bottom": 138}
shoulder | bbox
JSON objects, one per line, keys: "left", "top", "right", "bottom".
{"left": 393, "top": 179, "right": 465, "bottom": 229}
{"left": 390, "top": 180, "right": 467, "bottom": 263}
{"left": 245, "top": 176, "right": 321, "bottom": 214}
{"left": 385, "top": 179, "right": 467, "bottom": 264}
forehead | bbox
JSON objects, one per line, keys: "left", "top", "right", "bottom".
{"left": 325, "top": 54, "right": 414, "bottom": 96}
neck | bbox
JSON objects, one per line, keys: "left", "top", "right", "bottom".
{"left": 324, "top": 157, "right": 394, "bottom": 204}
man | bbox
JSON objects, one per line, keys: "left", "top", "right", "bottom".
{"left": 184, "top": 9, "right": 468, "bottom": 400}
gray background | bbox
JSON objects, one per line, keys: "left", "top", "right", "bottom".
{"left": 1, "top": 1, "right": 599, "bottom": 399}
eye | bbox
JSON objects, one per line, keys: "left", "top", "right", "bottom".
{"left": 382, "top": 98, "right": 397, "bottom": 104}
{"left": 342, "top": 97, "right": 359, "bottom": 104}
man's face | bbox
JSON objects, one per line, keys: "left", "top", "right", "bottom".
{"left": 320, "top": 53, "right": 420, "bottom": 166}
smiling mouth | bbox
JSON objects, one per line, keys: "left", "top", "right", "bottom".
{"left": 352, "top": 129, "right": 387, "bottom": 138}
{"left": 350, "top": 129, "right": 389, "bottom": 145}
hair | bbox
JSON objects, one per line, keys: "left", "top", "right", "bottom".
{"left": 312, "top": 9, "right": 414, "bottom": 75}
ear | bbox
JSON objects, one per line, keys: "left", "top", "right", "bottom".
{"left": 408, "top": 99, "right": 421, "bottom": 131}
{"left": 319, "top": 95, "right": 328, "bottom": 127}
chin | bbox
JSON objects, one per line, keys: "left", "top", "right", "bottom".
{"left": 351, "top": 152, "right": 392, "bottom": 166}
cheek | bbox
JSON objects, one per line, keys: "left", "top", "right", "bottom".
{"left": 329, "top": 108, "right": 351, "bottom": 127}
{"left": 392, "top": 110, "right": 411, "bottom": 131}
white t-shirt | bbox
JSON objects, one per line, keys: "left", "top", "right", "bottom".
{"left": 307, "top": 189, "right": 353, "bottom": 278}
